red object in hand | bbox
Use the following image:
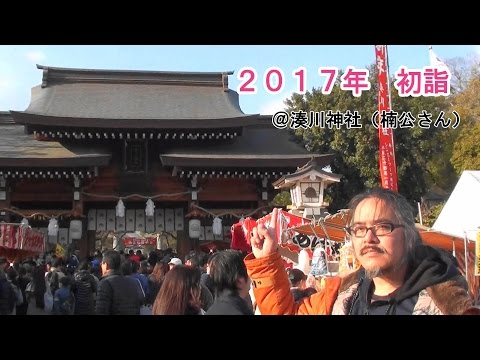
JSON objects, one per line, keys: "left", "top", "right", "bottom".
{"left": 231, "top": 218, "right": 257, "bottom": 252}
{"left": 256, "top": 210, "right": 311, "bottom": 244}
{"left": 230, "top": 210, "right": 312, "bottom": 252}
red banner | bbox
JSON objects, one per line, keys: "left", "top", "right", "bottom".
{"left": 19, "top": 226, "right": 46, "bottom": 253}
{"left": 123, "top": 237, "right": 157, "bottom": 247}
{"left": 0, "top": 224, "right": 45, "bottom": 253}
{"left": 375, "top": 45, "right": 398, "bottom": 192}
{"left": 0, "top": 224, "right": 17, "bottom": 249}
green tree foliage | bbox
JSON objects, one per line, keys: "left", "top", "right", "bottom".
{"left": 451, "top": 121, "right": 480, "bottom": 172}
{"left": 419, "top": 202, "right": 445, "bottom": 227}
{"left": 272, "top": 190, "right": 291, "bottom": 207}
{"left": 285, "top": 63, "right": 453, "bottom": 211}
{"left": 450, "top": 76, "right": 480, "bottom": 174}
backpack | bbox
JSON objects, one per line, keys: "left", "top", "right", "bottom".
{"left": 60, "top": 292, "right": 75, "bottom": 315}
{"left": 48, "top": 272, "right": 59, "bottom": 294}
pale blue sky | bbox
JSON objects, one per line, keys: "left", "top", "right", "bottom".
{"left": 1, "top": 45, "right": 478, "bottom": 115}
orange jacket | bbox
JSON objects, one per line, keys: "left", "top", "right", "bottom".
{"left": 245, "top": 252, "right": 341, "bottom": 315}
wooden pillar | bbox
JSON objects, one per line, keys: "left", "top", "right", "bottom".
{"left": 176, "top": 230, "right": 190, "bottom": 261}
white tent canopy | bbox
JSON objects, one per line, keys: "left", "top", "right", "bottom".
{"left": 433, "top": 171, "right": 480, "bottom": 241}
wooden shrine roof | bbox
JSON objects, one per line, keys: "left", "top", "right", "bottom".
{"left": 160, "top": 124, "right": 335, "bottom": 168}
{"left": 0, "top": 114, "right": 333, "bottom": 171}
{"left": 11, "top": 65, "right": 261, "bottom": 129}
{"left": 0, "top": 123, "right": 111, "bottom": 167}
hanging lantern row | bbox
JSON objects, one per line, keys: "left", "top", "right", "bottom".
{"left": 115, "top": 198, "right": 156, "bottom": 218}
{"left": 188, "top": 217, "right": 223, "bottom": 238}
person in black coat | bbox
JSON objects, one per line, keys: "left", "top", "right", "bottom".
{"left": 16, "top": 266, "right": 30, "bottom": 315}
{"left": 32, "top": 262, "right": 47, "bottom": 309}
{"left": 72, "top": 261, "right": 97, "bottom": 315}
{"left": 0, "top": 267, "right": 14, "bottom": 315}
{"left": 95, "top": 250, "right": 144, "bottom": 315}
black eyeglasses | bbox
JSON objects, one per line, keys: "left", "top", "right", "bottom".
{"left": 345, "top": 223, "right": 404, "bottom": 238}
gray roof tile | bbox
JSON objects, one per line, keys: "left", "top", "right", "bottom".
{"left": 0, "top": 125, "right": 111, "bottom": 167}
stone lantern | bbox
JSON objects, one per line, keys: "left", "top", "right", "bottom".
{"left": 272, "top": 158, "right": 341, "bottom": 219}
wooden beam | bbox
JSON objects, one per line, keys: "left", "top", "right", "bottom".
{"left": 0, "top": 208, "right": 84, "bottom": 218}
{"left": 10, "top": 193, "right": 72, "bottom": 202}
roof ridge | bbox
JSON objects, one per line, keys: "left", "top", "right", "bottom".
{"left": 37, "top": 64, "right": 234, "bottom": 89}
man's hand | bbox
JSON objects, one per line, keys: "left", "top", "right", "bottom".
{"left": 251, "top": 208, "right": 280, "bottom": 258}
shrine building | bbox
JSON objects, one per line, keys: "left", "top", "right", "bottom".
{"left": 0, "top": 65, "right": 336, "bottom": 259}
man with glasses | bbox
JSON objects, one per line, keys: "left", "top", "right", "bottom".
{"left": 245, "top": 188, "right": 477, "bottom": 315}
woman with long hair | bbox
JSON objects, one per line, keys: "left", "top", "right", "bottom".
{"left": 146, "top": 261, "right": 169, "bottom": 305}
{"left": 152, "top": 265, "right": 203, "bottom": 315}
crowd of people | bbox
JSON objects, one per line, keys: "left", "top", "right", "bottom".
{"left": 0, "top": 244, "right": 257, "bottom": 315}
{"left": 1, "top": 188, "right": 478, "bottom": 315}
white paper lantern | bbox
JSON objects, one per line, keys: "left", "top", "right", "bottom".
{"left": 69, "top": 219, "right": 83, "bottom": 239}
{"left": 48, "top": 218, "right": 59, "bottom": 236}
{"left": 189, "top": 219, "right": 201, "bottom": 238}
{"left": 212, "top": 217, "right": 222, "bottom": 236}
{"left": 145, "top": 199, "right": 155, "bottom": 217}
{"left": 116, "top": 199, "right": 125, "bottom": 217}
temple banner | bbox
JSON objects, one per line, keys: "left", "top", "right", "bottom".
{"left": 0, "top": 224, "right": 45, "bottom": 254}
{"left": 375, "top": 45, "right": 398, "bottom": 192}
{"left": 123, "top": 236, "right": 157, "bottom": 247}
{"left": 19, "top": 226, "right": 46, "bottom": 253}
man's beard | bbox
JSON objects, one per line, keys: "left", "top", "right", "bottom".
{"left": 363, "top": 256, "right": 408, "bottom": 280}
{"left": 364, "top": 265, "right": 382, "bottom": 279}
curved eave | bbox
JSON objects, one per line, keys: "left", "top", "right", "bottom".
{"left": 279, "top": 172, "right": 342, "bottom": 185}
{"left": 0, "top": 125, "right": 111, "bottom": 168}
{"left": 0, "top": 155, "right": 111, "bottom": 168}
{"left": 11, "top": 111, "right": 263, "bottom": 129}
{"left": 161, "top": 154, "right": 332, "bottom": 168}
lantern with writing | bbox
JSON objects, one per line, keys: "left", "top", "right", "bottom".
{"left": 69, "top": 220, "right": 83, "bottom": 240}
{"left": 189, "top": 219, "right": 201, "bottom": 239}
